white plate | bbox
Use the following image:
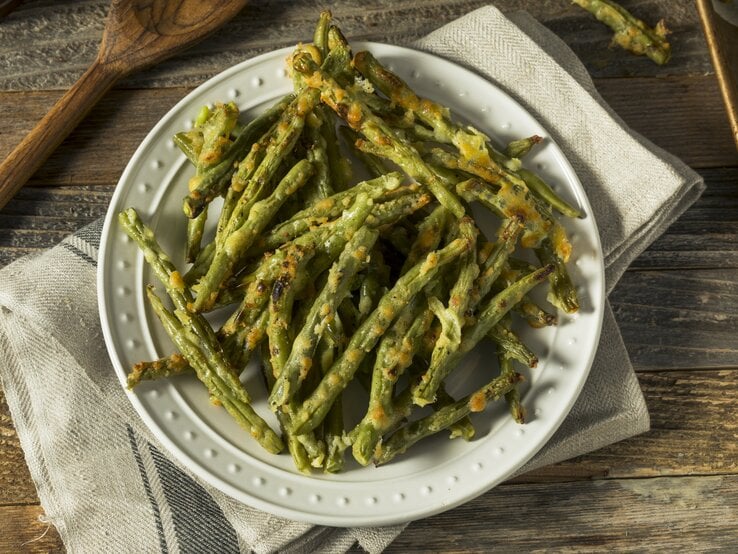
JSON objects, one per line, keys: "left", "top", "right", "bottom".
{"left": 98, "top": 43, "right": 605, "bottom": 527}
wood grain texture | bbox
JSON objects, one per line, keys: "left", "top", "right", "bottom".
{"left": 0, "top": 87, "right": 177, "bottom": 189}
{"left": 0, "top": 505, "right": 63, "bottom": 553}
{"left": 0, "top": 389, "right": 37, "bottom": 505}
{"left": 0, "top": 0, "right": 22, "bottom": 20}
{"left": 596, "top": 75, "right": 738, "bottom": 169}
{"left": 386, "top": 474, "right": 738, "bottom": 552}
{"left": 521, "top": 370, "right": 738, "bottom": 481}
{"left": 0, "top": 61, "right": 122, "bottom": 211}
{"left": 0, "top": 0, "right": 710, "bottom": 92}
{"left": 0, "top": 186, "right": 112, "bottom": 267}
{"left": 612, "top": 270, "right": 738, "bottom": 370}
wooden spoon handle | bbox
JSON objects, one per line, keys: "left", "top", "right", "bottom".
{"left": 0, "top": 58, "right": 122, "bottom": 210}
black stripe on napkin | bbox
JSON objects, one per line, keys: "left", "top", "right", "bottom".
{"left": 148, "top": 442, "right": 239, "bottom": 554}
{"left": 126, "top": 425, "right": 169, "bottom": 554}
{"left": 59, "top": 242, "right": 96, "bottom": 266}
{"left": 75, "top": 218, "right": 104, "bottom": 249}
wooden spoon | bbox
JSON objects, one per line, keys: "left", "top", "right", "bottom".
{"left": 0, "top": 0, "right": 248, "bottom": 210}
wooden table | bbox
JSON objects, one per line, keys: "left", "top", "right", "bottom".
{"left": 1, "top": 1, "right": 737, "bottom": 551}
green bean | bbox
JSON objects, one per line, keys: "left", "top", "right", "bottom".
{"left": 402, "top": 205, "right": 451, "bottom": 274}
{"left": 186, "top": 206, "right": 207, "bottom": 263}
{"left": 269, "top": 223, "right": 379, "bottom": 410}
{"left": 193, "top": 159, "right": 314, "bottom": 312}
{"left": 260, "top": 343, "right": 312, "bottom": 473}
{"left": 518, "top": 296, "right": 559, "bottom": 328}
{"left": 324, "top": 25, "right": 356, "bottom": 89}
{"left": 182, "top": 95, "right": 294, "bottom": 219}
{"left": 313, "top": 10, "right": 332, "bottom": 62}
{"left": 225, "top": 193, "right": 376, "bottom": 345}
{"left": 573, "top": 0, "right": 671, "bottom": 65}
{"left": 118, "top": 208, "right": 247, "bottom": 400}
{"left": 411, "top": 218, "right": 479, "bottom": 406}
{"left": 353, "top": 51, "right": 515, "bottom": 173}
{"left": 435, "top": 385, "right": 475, "bottom": 440}
{"left": 488, "top": 323, "right": 538, "bottom": 368}
{"left": 365, "top": 191, "right": 433, "bottom": 229}
{"left": 127, "top": 353, "right": 191, "bottom": 389}
{"left": 505, "top": 135, "right": 542, "bottom": 159}
{"left": 173, "top": 130, "right": 202, "bottom": 165}
{"left": 220, "top": 89, "right": 319, "bottom": 244}
{"left": 266, "top": 245, "right": 315, "bottom": 377}
{"left": 412, "top": 265, "right": 553, "bottom": 405}
{"left": 289, "top": 229, "right": 473, "bottom": 435}
{"left": 251, "top": 172, "right": 400, "bottom": 252}
{"left": 376, "top": 370, "right": 522, "bottom": 465}
{"left": 455, "top": 178, "right": 549, "bottom": 251}
{"left": 146, "top": 287, "right": 283, "bottom": 453}
{"left": 468, "top": 218, "right": 524, "bottom": 310}
{"left": 318, "top": 318, "right": 349, "bottom": 473}
{"left": 499, "top": 354, "right": 525, "bottom": 424}
{"left": 351, "top": 296, "right": 423, "bottom": 465}
{"left": 320, "top": 107, "right": 352, "bottom": 191}
{"left": 517, "top": 168, "right": 582, "bottom": 219}
{"left": 197, "top": 102, "right": 239, "bottom": 169}
{"left": 535, "top": 237, "right": 580, "bottom": 314}
{"left": 292, "top": 52, "right": 466, "bottom": 218}
{"left": 221, "top": 307, "right": 268, "bottom": 371}
{"left": 340, "top": 126, "right": 389, "bottom": 178}
{"left": 357, "top": 248, "right": 389, "bottom": 322}
{"left": 304, "top": 111, "right": 333, "bottom": 201}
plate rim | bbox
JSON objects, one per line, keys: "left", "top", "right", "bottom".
{"left": 98, "top": 41, "right": 606, "bottom": 526}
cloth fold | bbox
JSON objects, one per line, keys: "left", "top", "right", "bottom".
{"left": 0, "top": 5, "right": 703, "bottom": 553}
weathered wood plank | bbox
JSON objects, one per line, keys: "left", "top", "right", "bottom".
{"left": 0, "top": 187, "right": 112, "bottom": 224}
{"left": 0, "top": 0, "right": 710, "bottom": 93}
{"left": 0, "top": 389, "right": 37, "bottom": 505}
{"left": 0, "top": 186, "right": 111, "bottom": 259}
{"left": 595, "top": 76, "right": 738, "bottom": 169}
{"left": 0, "top": 248, "right": 38, "bottom": 269}
{"left": 612, "top": 270, "right": 738, "bottom": 371}
{"left": 387, "top": 474, "right": 738, "bottom": 552}
{"left": 520, "top": 370, "right": 738, "bottom": 482}
{"left": 0, "top": 504, "right": 63, "bottom": 553}
{"left": 1, "top": 87, "right": 179, "bottom": 189}
{"left": 0, "top": 74, "right": 733, "bottom": 200}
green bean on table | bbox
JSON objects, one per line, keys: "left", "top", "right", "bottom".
{"left": 572, "top": 0, "right": 671, "bottom": 65}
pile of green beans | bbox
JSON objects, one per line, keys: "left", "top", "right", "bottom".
{"left": 120, "top": 11, "right": 582, "bottom": 472}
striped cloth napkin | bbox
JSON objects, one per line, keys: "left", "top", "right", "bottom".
{"left": 0, "top": 5, "right": 702, "bottom": 552}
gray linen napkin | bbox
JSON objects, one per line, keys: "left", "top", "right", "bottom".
{"left": 0, "top": 5, "right": 704, "bottom": 553}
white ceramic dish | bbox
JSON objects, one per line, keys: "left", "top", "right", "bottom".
{"left": 98, "top": 42, "right": 605, "bottom": 527}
